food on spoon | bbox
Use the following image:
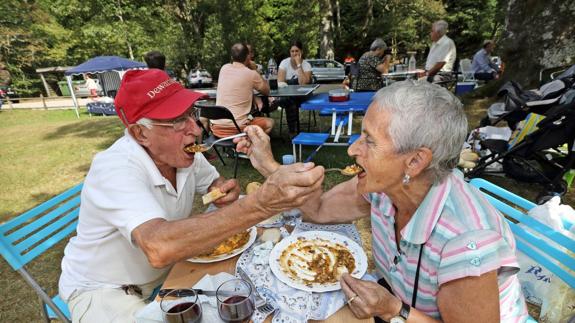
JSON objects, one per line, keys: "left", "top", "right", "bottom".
{"left": 184, "top": 143, "right": 207, "bottom": 153}
{"left": 202, "top": 188, "right": 227, "bottom": 205}
{"left": 279, "top": 237, "right": 356, "bottom": 285}
{"left": 198, "top": 230, "right": 251, "bottom": 258}
{"left": 341, "top": 164, "right": 364, "bottom": 176}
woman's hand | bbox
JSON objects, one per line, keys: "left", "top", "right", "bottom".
{"left": 292, "top": 52, "right": 303, "bottom": 66}
{"left": 234, "top": 125, "right": 279, "bottom": 177}
{"left": 340, "top": 273, "right": 402, "bottom": 321}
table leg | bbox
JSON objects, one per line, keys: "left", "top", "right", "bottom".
{"left": 348, "top": 111, "right": 354, "bottom": 136}
{"left": 331, "top": 111, "right": 336, "bottom": 136}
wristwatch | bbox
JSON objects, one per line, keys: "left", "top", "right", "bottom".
{"left": 389, "top": 302, "right": 410, "bottom": 323}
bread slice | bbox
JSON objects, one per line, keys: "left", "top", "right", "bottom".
{"left": 202, "top": 188, "right": 227, "bottom": 205}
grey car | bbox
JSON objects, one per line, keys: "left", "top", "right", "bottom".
{"left": 307, "top": 59, "right": 346, "bottom": 83}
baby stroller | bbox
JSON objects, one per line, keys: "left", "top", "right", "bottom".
{"left": 467, "top": 99, "right": 575, "bottom": 203}
{"left": 481, "top": 66, "right": 575, "bottom": 130}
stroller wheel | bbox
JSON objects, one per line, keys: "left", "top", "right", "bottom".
{"left": 535, "top": 180, "right": 568, "bottom": 205}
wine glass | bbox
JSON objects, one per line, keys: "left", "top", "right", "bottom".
{"left": 217, "top": 279, "right": 255, "bottom": 323}
{"left": 160, "top": 289, "right": 202, "bottom": 323}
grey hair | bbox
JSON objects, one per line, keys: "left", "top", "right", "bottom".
{"left": 371, "top": 80, "right": 467, "bottom": 183}
{"left": 433, "top": 20, "right": 449, "bottom": 36}
{"left": 136, "top": 117, "right": 154, "bottom": 129}
{"left": 370, "top": 38, "right": 387, "bottom": 51}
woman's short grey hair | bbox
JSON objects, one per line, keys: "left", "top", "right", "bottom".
{"left": 370, "top": 38, "right": 387, "bottom": 51}
{"left": 371, "top": 80, "right": 467, "bottom": 183}
{"left": 433, "top": 20, "right": 448, "bottom": 36}
{"left": 136, "top": 117, "right": 154, "bottom": 129}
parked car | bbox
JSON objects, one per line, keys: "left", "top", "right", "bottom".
{"left": 0, "top": 85, "right": 19, "bottom": 103}
{"left": 307, "top": 59, "right": 346, "bottom": 83}
{"left": 187, "top": 69, "right": 213, "bottom": 88}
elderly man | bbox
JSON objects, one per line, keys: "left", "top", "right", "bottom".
{"left": 212, "top": 42, "right": 273, "bottom": 138}
{"left": 238, "top": 81, "right": 528, "bottom": 322}
{"left": 472, "top": 40, "right": 500, "bottom": 81}
{"left": 424, "top": 20, "right": 457, "bottom": 83}
{"left": 58, "top": 69, "right": 324, "bottom": 322}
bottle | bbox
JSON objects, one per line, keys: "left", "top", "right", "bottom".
{"left": 408, "top": 52, "right": 416, "bottom": 72}
{"left": 267, "top": 58, "right": 278, "bottom": 90}
{"left": 267, "top": 58, "right": 277, "bottom": 80}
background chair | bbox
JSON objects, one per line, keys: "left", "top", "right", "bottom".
{"left": 198, "top": 105, "right": 243, "bottom": 178}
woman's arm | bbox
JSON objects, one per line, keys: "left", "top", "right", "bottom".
{"left": 297, "top": 65, "right": 312, "bottom": 84}
{"left": 375, "top": 55, "right": 391, "bottom": 74}
{"left": 278, "top": 67, "right": 287, "bottom": 83}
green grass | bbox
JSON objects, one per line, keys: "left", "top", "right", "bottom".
{"left": 1, "top": 94, "right": 572, "bottom": 321}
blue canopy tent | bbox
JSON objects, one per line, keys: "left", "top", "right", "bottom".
{"left": 64, "top": 56, "right": 146, "bottom": 118}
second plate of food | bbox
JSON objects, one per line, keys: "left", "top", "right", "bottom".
{"left": 188, "top": 226, "right": 257, "bottom": 263}
{"left": 269, "top": 231, "right": 367, "bottom": 292}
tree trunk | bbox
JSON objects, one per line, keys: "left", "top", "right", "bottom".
{"left": 501, "top": 0, "right": 575, "bottom": 86}
{"left": 319, "top": 0, "right": 335, "bottom": 60}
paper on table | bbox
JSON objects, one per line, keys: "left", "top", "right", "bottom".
{"left": 134, "top": 272, "right": 236, "bottom": 323}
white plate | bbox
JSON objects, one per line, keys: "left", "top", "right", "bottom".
{"left": 187, "top": 226, "right": 257, "bottom": 263}
{"left": 269, "top": 231, "right": 367, "bottom": 292}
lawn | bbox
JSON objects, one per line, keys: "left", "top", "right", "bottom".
{"left": 0, "top": 90, "right": 572, "bottom": 321}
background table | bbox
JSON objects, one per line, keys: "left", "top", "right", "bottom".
{"left": 161, "top": 257, "right": 374, "bottom": 323}
{"left": 265, "top": 84, "right": 320, "bottom": 97}
{"left": 86, "top": 101, "right": 116, "bottom": 115}
{"left": 300, "top": 91, "right": 375, "bottom": 138}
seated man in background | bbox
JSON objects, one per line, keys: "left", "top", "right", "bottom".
{"left": 472, "top": 40, "right": 500, "bottom": 81}
{"left": 59, "top": 69, "right": 324, "bottom": 322}
{"left": 212, "top": 42, "right": 273, "bottom": 138}
{"left": 424, "top": 20, "right": 457, "bottom": 83}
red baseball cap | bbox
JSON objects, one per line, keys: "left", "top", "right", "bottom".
{"left": 114, "top": 69, "right": 207, "bottom": 126}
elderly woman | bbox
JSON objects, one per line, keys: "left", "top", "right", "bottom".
{"left": 236, "top": 80, "right": 528, "bottom": 322}
{"left": 352, "top": 38, "right": 391, "bottom": 91}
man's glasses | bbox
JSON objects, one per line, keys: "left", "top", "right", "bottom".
{"left": 149, "top": 108, "right": 200, "bottom": 132}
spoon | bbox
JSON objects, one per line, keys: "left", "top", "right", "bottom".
{"left": 325, "top": 164, "right": 363, "bottom": 176}
{"left": 184, "top": 133, "right": 247, "bottom": 153}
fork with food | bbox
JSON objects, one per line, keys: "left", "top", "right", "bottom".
{"left": 184, "top": 132, "right": 247, "bottom": 153}
{"left": 324, "top": 164, "right": 364, "bottom": 176}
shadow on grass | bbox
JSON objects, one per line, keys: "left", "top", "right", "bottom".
{"left": 43, "top": 117, "right": 124, "bottom": 150}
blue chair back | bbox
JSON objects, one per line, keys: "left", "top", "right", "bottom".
{"left": 1, "top": 183, "right": 83, "bottom": 270}
{"left": 469, "top": 178, "right": 575, "bottom": 289}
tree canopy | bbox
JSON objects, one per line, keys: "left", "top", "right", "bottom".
{"left": 1, "top": 0, "right": 505, "bottom": 96}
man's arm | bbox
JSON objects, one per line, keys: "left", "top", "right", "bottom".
{"left": 132, "top": 162, "right": 325, "bottom": 268}
{"left": 254, "top": 72, "right": 270, "bottom": 96}
{"left": 427, "top": 61, "right": 445, "bottom": 78}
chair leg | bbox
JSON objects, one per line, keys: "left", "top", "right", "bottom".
{"left": 233, "top": 151, "right": 239, "bottom": 178}
{"left": 214, "top": 147, "right": 226, "bottom": 166}
{"left": 307, "top": 110, "right": 312, "bottom": 132}
{"left": 40, "top": 298, "right": 50, "bottom": 323}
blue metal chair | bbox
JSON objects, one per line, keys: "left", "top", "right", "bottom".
{"left": 0, "top": 183, "right": 83, "bottom": 323}
{"left": 292, "top": 132, "right": 330, "bottom": 162}
{"left": 469, "top": 179, "right": 575, "bottom": 289}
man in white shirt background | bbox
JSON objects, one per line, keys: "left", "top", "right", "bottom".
{"left": 472, "top": 39, "right": 500, "bottom": 81}
{"left": 424, "top": 20, "right": 457, "bottom": 84}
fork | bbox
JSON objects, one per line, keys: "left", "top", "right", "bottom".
{"left": 237, "top": 267, "right": 277, "bottom": 316}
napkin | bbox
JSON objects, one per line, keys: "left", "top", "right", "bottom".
{"left": 278, "top": 81, "right": 288, "bottom": 88}
{"left": 134, "top": 272, "right": 235, "bottom": 323}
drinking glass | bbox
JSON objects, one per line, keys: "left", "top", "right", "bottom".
{"left": 217, "top": 279, "right": 255, "bottom": 323}
{"left": 160, "top": 289, "right": 202, "bottom": 323}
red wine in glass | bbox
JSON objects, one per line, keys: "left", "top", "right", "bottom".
{"left": 165, "top": 302, "right": 202, "bottom": 323}
{"left": 218, "top": 295, "right": 254, "bottom": 323}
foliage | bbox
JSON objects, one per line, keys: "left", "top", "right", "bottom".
{"left": 1, "top": 0, "right": 504, "bottom": 95}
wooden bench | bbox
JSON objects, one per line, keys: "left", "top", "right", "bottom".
{"left": 0, "top": 183, "right": 83, "bottom": 322}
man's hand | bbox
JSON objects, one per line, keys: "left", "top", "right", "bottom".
{"left": 254, "top": 162, "right": 325, "bottom": 215}
{"left": 208, "top": 178, "right": 240, "bottom": 207}
{"left": 340, "top": 274, "right": 402, "bottom": 321}
{"left": 234, "top": 125, "right": 279, "bottom": 177}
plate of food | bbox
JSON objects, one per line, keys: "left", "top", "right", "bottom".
{"left": 269, "top": 231, "right": 367, "bottom": 292}
{"left": 188, "top": 226, "right": 257, "bottom": 263}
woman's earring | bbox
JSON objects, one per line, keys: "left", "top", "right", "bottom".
{"left": 402, "top": 174, "right": 410, "bottom": 185}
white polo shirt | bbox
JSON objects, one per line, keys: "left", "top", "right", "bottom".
{"left": 425, "top": 35, "right": 457, "bottom": 73}
{"left": 59, "top": 130, "right": 219, "bottom": 301}
{"left": 279, "top": 58, "right": 312, "bottom": 81}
